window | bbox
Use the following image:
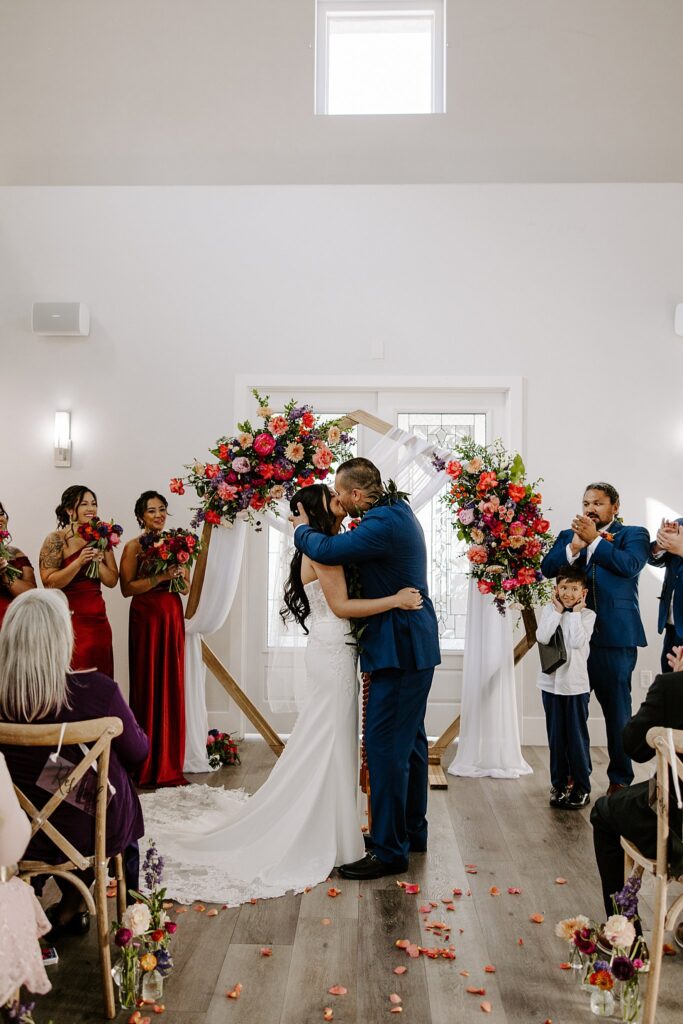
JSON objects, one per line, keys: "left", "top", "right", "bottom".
{"left": 397, "top": 412, "right": 486, "bottom": 650}
{"left": 315, "top": 1, "right": 446, "bottom": 115}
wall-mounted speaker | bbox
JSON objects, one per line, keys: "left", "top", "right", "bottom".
{"left": 32, "top": 302, "right": 90, "bottom": 336}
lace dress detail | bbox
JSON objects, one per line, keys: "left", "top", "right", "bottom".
{"left": 0, "top": 879, "right": 52, "bottom": 1004}
{"left": 139, "top": 580, "right": 364, "bottom": 905}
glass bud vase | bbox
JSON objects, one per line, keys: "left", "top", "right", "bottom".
{"left": 112, "top": 953, "right": 139, "bottom": 1009}
{"left": 568, "top": 944, "right": 585, "bottom": 973}
{"left": 620, "top": 979, "right": 642, "bottom": 1023}
{"left": 590, "top": 987, "right": 615, "bottom": 1017}
{"left": 141, "top": 967, "right": 164, "bottom": 1003}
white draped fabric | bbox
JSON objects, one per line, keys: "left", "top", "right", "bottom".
{"left": 183, "top": 521, "right": 247, "bottom": 774}
{"left": 448, "top": 579, "right": 532, "bottom": 780}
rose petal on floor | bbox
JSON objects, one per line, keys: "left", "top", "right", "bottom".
{"left": 226, "top": 983, "right": 242, "bottom": 1000}
{"left": 466, "top": 987, "right": 486, "bottom": 996}
{"left": 488, "top": 886, "right": 501, "bottom": 896}
{"left": 207, "top": 909, "right": 218, "bottom": 917}
{"left": 327, "top": 887, "right": 342, "bottom": 898}
{"left": 480, "top": 1001, "right": 492, "bottom": 1013}
{"left": 323, "top": 1009, "right": 334, "bottom": 1022}
{"left": 260, "top": 947, "right": 273, "bottom": 957}
{"left": 529, "top": 913, "right": 545, "bottom": 924}
{"left": 507, "top": 887, "right": 521, "bottom": 895}
{"left": 484, "top": 965, "right": 496, "bottom": 973}
{"left": 321, "top": 918, "right": 332, "bottom": 926}
{"left": 389, "top": 994, "right": 402, "bottom": 1005}
{"left": 555, "top": 877, "right": 567, "bottom": 885}
{"left": 328, "top": 986, "right": 348, "bottom": 996}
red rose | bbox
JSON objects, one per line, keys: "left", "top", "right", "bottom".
{"left": 218, "top": 444, "right": 230, "bottom": 461}
{"left": 477, "top": 579, "right": 493, "bottom": 594}
{"left": 533, "top": 518, "right": 551, "bottom": 534}
{"left": 516, "top": 567, "right": 536, "bottom": 585}
{"left": 446, "top": 460, "right": 463, "bottom": 480}
{"left": 507, "top": 483, "right": 526, "bottom": 503}
{"left": 301, "top": 411, "right": 316, "bottom": 429}
{"left": 524, "top": 538, "right": 542, "bottom": 558}
{"left": 169, "top": 478, "right": 185, "bottom": 495}
{"left": 151, "top": 929, "right": 165, "bottom": 942}
{"left": 204, "top": 463, "right": 221, "bottom": 479}
{"left": 165, "top": 921, "right": 177, "bottom": 935}
{"left": 297, "top": 474, "right": 315, "bottom": 487}
{"left": 477, "top": 471, "right": 498, "bottom": 492}
{"left": 250, "top": 494, "right": 266, "bottom": 511}
{"left": 204, "top": 510, "right": 221, "bottom": 525}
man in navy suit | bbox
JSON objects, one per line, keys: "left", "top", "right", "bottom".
{"left": 648, "top": 518, "right": 683, "bottom": 672}
{"left": 541, "top": 482, "right": 650, "bottom": 795}
{"left": 292, "top": 457, "right": 440, "bottom": 880}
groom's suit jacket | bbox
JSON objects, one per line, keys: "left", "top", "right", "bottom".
{"left": 647, "top": 518, "right": 683, "bottom": 634}
{"left": 541, "top": 521, "right": 650, "bottom": 648}
{"left": 294, "top": 499, "right": 441, "bottom": 674}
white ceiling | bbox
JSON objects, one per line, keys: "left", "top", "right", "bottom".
{"left": 1, "top": 0, "right": 682, "bottom": 185}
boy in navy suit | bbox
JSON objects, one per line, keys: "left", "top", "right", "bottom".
{"left": 649, "top": 517, "right": 683, "bottom": 672}
{"left": 541, "top": 483, "right": 650, "bottom": 794}
{"left": 292, "top": 457, "right": 440, "bottom": 880}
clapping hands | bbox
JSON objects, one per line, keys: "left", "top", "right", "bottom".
{"left": 655, "top": 519, "right": 683, "bottom": 556}
{"left": 666, "top": 644, "right": 683, "bottom": 673}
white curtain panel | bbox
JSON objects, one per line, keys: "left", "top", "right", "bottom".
{"left": 448, "top": 579, "right": 532, "bottom": 780}
{"left": 183, "top": 521, "right": 248, "bottom": 773}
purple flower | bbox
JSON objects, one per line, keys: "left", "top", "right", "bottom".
{"left": 288, "top": 405, "right": 308, "bottom": 420}
{"left": 155, "top": 946, "right": 174, "bottom": 977}
{"left": 231, "top": 457, "right": 251, "bottom": 474}
{"left": 114, "top": 927, "right": 133, "bottom": 947}
{"left": 142, "top": 840, "right": 165, "bottom": 889}
{"left": 593, "top": 960, "right": 611, "bottom": 973}
{"left": 613, "top": 874, "right": 641, "bottom": 919}
{"left": 611, "top": 956, "right": 636, "bottom": 981}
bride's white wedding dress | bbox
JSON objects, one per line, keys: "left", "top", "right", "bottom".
{"left": 138, "top": 579, "right": 365, "bottom": 905}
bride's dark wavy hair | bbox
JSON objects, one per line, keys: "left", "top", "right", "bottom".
{"left": 281, "top": 485, "right": 338, "bottom": 634}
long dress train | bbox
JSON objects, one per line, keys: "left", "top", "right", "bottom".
{"left": 62, "top": 551, "right": 114, "bottom": 675}
{"left": 138, "top": 580, "right": 364, "bottom": 904}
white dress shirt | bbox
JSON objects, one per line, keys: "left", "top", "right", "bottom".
{"left": 536, "top": 604, "right": 596, "bottom": 696}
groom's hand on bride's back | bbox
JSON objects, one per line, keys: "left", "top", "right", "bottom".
{"left": 289, "top": 502, "right": 310, "bottom": 529}
{"left": 394, "top": 587, "right": 424, "bottom": 611}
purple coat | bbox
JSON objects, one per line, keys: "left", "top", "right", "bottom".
{"left": 0, "top": 671, "right": 148, "bottom": 861}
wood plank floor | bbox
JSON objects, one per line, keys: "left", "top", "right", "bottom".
{"left": 37, "top": 742, "right": 682, "bottom": 1023}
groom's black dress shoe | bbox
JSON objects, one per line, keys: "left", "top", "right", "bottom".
{"left": 364, "top": 834, "right": 427, "bottom": 854}
{"left": 338, "top": 852, "right": 408, "bottom": 880}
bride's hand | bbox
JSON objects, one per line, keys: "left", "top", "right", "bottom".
{"left": 394, "top": 587, "right": 423, "bottom": 610}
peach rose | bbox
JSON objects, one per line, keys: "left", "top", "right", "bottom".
{"left": 238, "top": 432, "right": 253, "bottom": 448}
{"left": 285, "top": 441, "right": 305, "bottom": 462}
{"left": 467, "top": 545, "right": 488, "bottom": 565}
{"left": 327, "top": 425, "right": 341, "bottom": 445}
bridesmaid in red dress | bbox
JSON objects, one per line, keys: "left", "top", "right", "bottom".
{"left": 0, "top": 499, "right": 37, "bottom": 627}
{"left": 120, "top": 490, "right": 189, "bottom": 788}
{"left": 39, "top": 485, "right": 118, "bottom": 675}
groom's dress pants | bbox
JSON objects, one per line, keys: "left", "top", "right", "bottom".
{"left": 365, "top": 665, "right": 434, "bottom": 865}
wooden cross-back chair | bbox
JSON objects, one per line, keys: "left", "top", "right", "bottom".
{"left": 621, "top": 726, "right": 683, "bottom": 1024}
{"left": 0, "top": 717, "right": 126, "bottom": 1019}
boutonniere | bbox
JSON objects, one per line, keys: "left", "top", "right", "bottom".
{"left": 347, "top": 518, "right": 361, "bottom": 531}
{"left": 599, "top": 531, "right": 614, "bottom": 542}
{"left": 376, "top": 479, "right": 411, "bottom": 507}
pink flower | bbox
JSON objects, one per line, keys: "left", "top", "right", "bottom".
{"left": 268, "top": 485, "right": 285, "bottom": 499}
{"left": 169, "top": 478, "right": 185, "bottom": 495}
{"left": 237, "top": 432, "right": 253, "bottom": 448}
{"left": 231, "top": 457, "right": 251, "bottom": 474}
{"left": 467, "top": 545, "right": 488, "bottom": 565}
{"left": 177, "top": 550, "right": 189, "bottom": 563}
{"left": 327, "top": 425, "right": 341, "bottom": 444}
{"left": 477, "top": 579, "right": 493, "bottom": 594}
{"left": 253, "top": 433, "right": 276, "bottom": 456}
{"left": 218, "top": 482, "right": 238, "bottom": 501}
{"left": 509, "top": 521, "right": 526, "bottom": 536}
{"left": 458, "top": 508, "right": 475, "bottom": 525}
{"left": 524, "top": 538, "right": 542, "bottom": 558}
{"left": 466, "top": 457, "right": 483, "bottom": 473}
{"left": 446, "top": 461, "right": 463, "bottom": 480}
{"left": 312, "top": 446, "right": 333, "bottom": 470}
{"left": 480, "top": 496, "right": 500, "bottom": 515}
{"left": 502, "top": 578, "right": 519, "bottom": 591}
{"left": 268, "top": 416, "right": 289, "bottom": 437}
{"left": 204, "top": 463, "right": 221, "bottom": 479}
{"left": 165, "top": 921, "right": 177, "bottom": 935}
{"left": 110, "top": 533, "right": 121, "bottom": 546}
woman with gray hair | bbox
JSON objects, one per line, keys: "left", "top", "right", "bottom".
{"left": 0, "top": 590, "right": 148, "bottom": 937}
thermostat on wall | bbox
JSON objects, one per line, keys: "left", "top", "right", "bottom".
{"left": 32, "top": 302, "right": 90, "bottom": 336}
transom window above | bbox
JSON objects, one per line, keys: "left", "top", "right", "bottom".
{"left": 315, "top": 0, "right": 446, "bottom": 116}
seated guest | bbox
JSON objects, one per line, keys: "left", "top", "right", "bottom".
{"left": 0, "top": 751, "right": 52, "bottom": 1005}
{"left": 0, "top": 590, "right": 148, "bottom": 935}
{"left": 541, "top": 482, "right": 650, "bottom": 794}
{"left": 649, "top": 517, "right": 683, "bottom": 672}
{"left": 537, "top": 566, "right": 596, "bottom": 809}
{"left": 0, "top": 498, "right": 36, "bottom": 629}
{"left": 590, "top": 652, "right": 683, "bottom": 924}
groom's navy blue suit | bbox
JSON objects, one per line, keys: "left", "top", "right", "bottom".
{"left": 294, "top": 498, "right": 440, "bottom": 865}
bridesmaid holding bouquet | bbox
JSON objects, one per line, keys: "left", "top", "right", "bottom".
{"left": 120, "top": 490, "right": 190, "bottom": 788}
{"left": 0, "top": 499, "right": 37, "bottom": 627}
{"left": 39, "top": 485, "right": 119, "bottom": 674}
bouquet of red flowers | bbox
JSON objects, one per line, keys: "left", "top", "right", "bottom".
{"left": 138, "top": 528, "right": 202, "bottom": 593}
{"left": 76, "top": 517, "right": 123, "bottom": 578}
{"left": 0, "top": 529, "right": 22, "bottom": 584}
{"left": 172, "top": 390, "right": 354, "bottom": 530}
{"left": 433, "top": 437, "right": 554, "bottom": 614}
{"left": 206, "top": 729, "right": 241, "bottom": 769}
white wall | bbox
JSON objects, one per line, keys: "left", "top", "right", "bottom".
{"left": 2, "top": 183, "right": 682, "bottom": 741}
{"left": 2, "top": 0, "right": 683, "bottom": 184}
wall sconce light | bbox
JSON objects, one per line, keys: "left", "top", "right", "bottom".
{"left": 54, "top": 411, "right": 72, "bottom": 467}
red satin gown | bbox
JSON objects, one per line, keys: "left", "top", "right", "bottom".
{"left": 0, "top": 554, "right": 33, "bottom": 628}
{"left": 128, "top": 564, "right": 187, "bottom": 787}
{"left": 62, "top": 551, "right": 114, "bottom": 676}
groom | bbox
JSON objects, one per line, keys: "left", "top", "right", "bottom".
{"left": 292, "top": 457, "right": 440, "bottom": 879}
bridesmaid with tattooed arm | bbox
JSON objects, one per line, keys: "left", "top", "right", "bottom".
{"left": 39, "top": 485, "right": 118, "bottom": 675}
{"left": 0, "top": 499, "right": 36, "bottom": 628}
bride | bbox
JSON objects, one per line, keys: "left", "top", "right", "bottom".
{"left": 138, "top": 484, "right": 423, "bottom": 905}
